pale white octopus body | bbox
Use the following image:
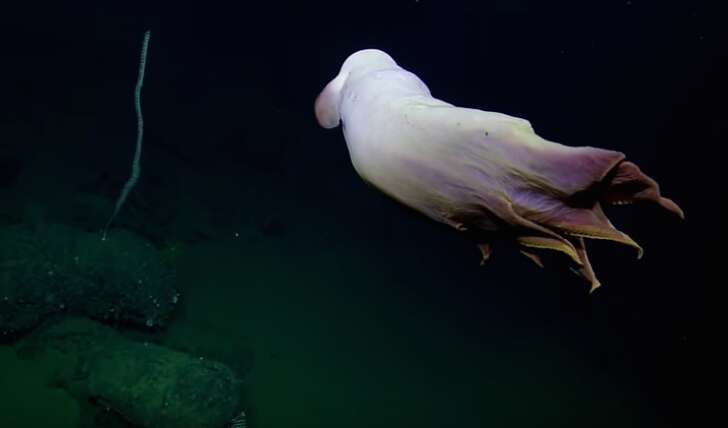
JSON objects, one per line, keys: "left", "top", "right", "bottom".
{"left": 316, "top": 49, "right": 683, "bottom": 292}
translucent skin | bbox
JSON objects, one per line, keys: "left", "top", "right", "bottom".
{"left": 316, "top": 49, "right": 684, "bottom": 292}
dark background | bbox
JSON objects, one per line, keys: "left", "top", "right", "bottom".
{"left": 1, "top": 1, "right": 722, "bottom": 426}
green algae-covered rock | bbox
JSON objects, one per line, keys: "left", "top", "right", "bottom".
{"left": 17, "top": 318, "right": 242, "bottom": 428}
{"left": 0, "top": 223, "right": 177, "bottom": 337}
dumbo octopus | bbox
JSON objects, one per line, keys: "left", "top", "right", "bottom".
{"left": 315, "top": 49, "right": 684, "bottom": 293}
